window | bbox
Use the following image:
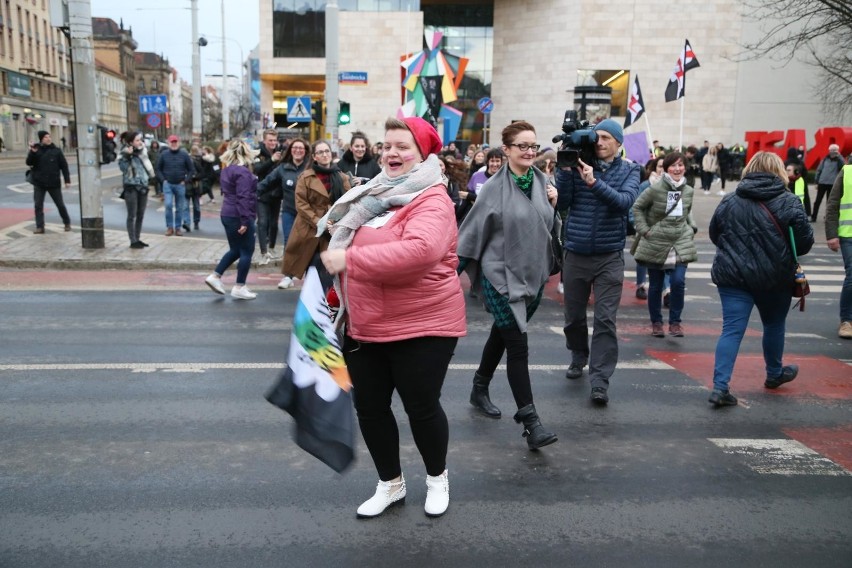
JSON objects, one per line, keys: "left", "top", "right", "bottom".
{"left": 576, "top": 69, "right": 629, "bottom": 119}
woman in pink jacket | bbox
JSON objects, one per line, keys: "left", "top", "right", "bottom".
{"left": 319, "top": 117, "right": 466, "bottom": 519}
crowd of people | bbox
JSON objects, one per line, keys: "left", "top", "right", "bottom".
{"left": 24, "top": 114, "right": 851, "bottom": 519}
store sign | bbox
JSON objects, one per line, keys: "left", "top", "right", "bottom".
{"left": 8, "top": 72, "right": 31, "bottom": 98}
{"left": 744, "top": 127, "right": 852, "bottom": 170}
{"left": 338, "top": 71, "right": 368, "bottom": 85}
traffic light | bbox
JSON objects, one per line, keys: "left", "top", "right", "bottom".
{"left": 338, "top": 101, "right": 351, "bottom": 125}
{"left": 312, "top": 100, "right": 324, "bottom": 125}
{"left": 99, "top": 126, "right": 117, "bottom": 164}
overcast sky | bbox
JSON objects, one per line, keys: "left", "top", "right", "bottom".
{"left": 89, "top": 0, "right": 260, "bottom": 85}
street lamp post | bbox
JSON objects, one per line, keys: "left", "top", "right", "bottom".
{"left": 203, "top": 35, "right": 245, "bottom": 140}
{"left": 191, "top": 0, "right": 202, "bottom": 142}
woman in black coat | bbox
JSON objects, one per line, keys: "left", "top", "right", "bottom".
{"left": 707, "top": 152, "right": 813, "bottom": 407}
{"left": 337, "top": 132, "right": 382, "bottom": 183}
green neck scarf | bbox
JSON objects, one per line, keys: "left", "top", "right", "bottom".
{"left": 510, "top": 167, "right": 534, "bottom": 199}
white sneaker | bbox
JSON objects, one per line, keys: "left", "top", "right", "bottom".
{"left": 277, "top": 276, "right": 294, "bottom": 289}
{"left": 717, "top": 190, "right": 726, "bottom": 196}
{"left": 267, "top": 248, "right": 281, "bottom": 260}
{"left": 424, "top": 469, "right": 449, "bottom": 517}
{"left": 231, "top": 285, "right": 257, "bottom": 300}
{"left": 557, "top": 282, "right": 564, "bottom": 295}
{"left": 357, "top": 475, "right": 406, "bottom": 518}
{"left": 204, "top": 274, "right": 225, "bottom": 295}
{"left": 258, "top": 253, "right": 271, "bottom": 266}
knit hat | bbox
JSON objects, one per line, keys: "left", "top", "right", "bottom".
{"left": 593, "top": 119, "right": 623, "bottom": 145}
{"left": 402, "top": 117, "right": 443, "bottom": 158}
{"left": 37, "top": 130, "right": 50, "bottom": 142}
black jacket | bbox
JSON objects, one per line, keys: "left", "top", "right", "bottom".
{"left": 257, "top": 160, "right": 307, "bottom": 212}
{"left": 26, "top": 144, "right": 70, "bottom": 188}
{"left": 337, "top": 150, "right": 381, "bottom": 181}
{"left": 253, "top": 145, "right": 279, "bottom": 182}
{"left": 709, "top": 172, "right": 813, "bottom": 292}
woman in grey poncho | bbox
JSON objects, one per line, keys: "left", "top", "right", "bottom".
{"left": 457, "top": 121, "right": 559, "bottom": 451}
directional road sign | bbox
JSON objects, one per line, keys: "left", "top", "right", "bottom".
{"left": 287, "top": 96, "right": 312, "bottom": 123}
{"left": 139, "top": 94, "right": 169, "bottom": 115}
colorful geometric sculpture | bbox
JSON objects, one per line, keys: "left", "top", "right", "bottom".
{"left": 399, "top": 30, "right": 469, "bottom": 144}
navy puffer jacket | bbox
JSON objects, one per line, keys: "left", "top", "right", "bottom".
{"left": 555, "top": 157, "right": 641, "bottom": 254}
{"left": 709, "top": 172, "right": 813, "bottom": 292}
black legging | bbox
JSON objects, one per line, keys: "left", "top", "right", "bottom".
{"left": 345, "top": 335, "right": 457, "bottom": 481}
{"left": 812, "top": 184, "right": 832, "bottom": 221}
{"left": 476, "top": 323, "right": 534, "bottom": 409}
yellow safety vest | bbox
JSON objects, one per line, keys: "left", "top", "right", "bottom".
{"left": 793, "top": 177, "right": 805, "bottom": 204}
{"left": 840, "top": 165, "right": 852, "bottom": 238}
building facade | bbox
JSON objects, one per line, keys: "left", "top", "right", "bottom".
{"left": 92, "top": 17, "right": 138, "bottom": 133}
{"left": 257, "top": 0, "right": 840, "bottom": 153}
{"left": 0, "top": 0, "right": 74, "bottom": 150}
{"left": 95, "top": 58, "right": 127, "bottom": 134}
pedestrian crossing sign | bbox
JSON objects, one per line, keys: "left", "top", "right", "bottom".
{"left": 287, "top": 96, "right": 312, "bottom": 123}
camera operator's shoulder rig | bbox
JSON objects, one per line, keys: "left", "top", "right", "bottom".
{"left": 553, "top": 110, "right": 597, "bottom": 169}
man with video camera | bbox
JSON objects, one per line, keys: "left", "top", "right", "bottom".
{"left": 555, "top": 118, "right": 641, "bottom": 406}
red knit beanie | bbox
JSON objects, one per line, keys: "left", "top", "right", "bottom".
{"left": 402, "top": 117, "right": 443, "bottom": 158}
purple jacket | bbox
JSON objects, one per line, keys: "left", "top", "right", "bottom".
{"left": 219, "top": 165, "right": 257, "bottom": 226}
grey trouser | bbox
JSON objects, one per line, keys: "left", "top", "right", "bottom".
{"left": 562, "top": 250, "right": 624, "bottom": 389}
{"left": 124, "top": 186, "right": 148, "bottom": 243}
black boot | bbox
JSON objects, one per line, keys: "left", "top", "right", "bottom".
{"left": 470, "top": 373, "right": 501, "bottom": 418}
{"left": 513, "top": 404, "right": 557, "bottom": 450}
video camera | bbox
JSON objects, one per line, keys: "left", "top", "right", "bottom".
{"left": 552, "top": 110, "right": 597, "bottom": 169}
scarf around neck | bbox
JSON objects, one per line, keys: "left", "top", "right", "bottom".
{"left": 312, "top": 162, "right": 345, "bottom": 203}
{"left": 318, "top": 154, "right": 444, "bottom": 251}
{"left": 663, "top": 173, "right": 686, "bottom": 188}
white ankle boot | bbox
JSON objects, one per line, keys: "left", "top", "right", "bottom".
{"left": 424, "top": 469, "right": 449, "bottom": 517}
{"left": 356, "top": 475, "right": 406, "bottom": 518}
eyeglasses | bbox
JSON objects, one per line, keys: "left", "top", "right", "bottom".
{"left": 508, "top": 143, "right": 541, "bottom": 153}
{"left": 314, "top": 149, "right": 331, "bottom": 155}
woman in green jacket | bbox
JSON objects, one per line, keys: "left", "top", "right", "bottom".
{"left": 632, "top": 152, "right": 698, "bottom": 337}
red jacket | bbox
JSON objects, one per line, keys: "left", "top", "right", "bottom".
{"left": 342, "top": 185, "right": 467, "bottom": 342}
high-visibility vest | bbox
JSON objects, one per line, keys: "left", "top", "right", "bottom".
{"left": 840, "top": 165, "right": 852, "bottom": 238}
{"left": 793, "top": 177, "right": 805, "bottom": 204}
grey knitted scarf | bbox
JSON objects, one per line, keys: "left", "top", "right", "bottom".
{"left": 317, "top": 154, "right": 443, "bottom": 251}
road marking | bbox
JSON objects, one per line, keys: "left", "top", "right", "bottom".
{"left": 7, "top": 170, "right": 121, "bottom": 193}
{"left": 0, "top": 360, "right": 676, "bottom": 372}
{"left": 708, "top": 438, "right": 851, "bottom": 476}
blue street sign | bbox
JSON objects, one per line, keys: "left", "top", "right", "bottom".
{"left": 477, "top": 97, "right": 494, "bottom": 114}
{"left": 287, "top": 96, "right": 312, "bottom": 123}
{"left": 139, "top": 94, "right": 169, "bottom": 115}
{"left": 146, "top": 113, "right": 161, "bottom": 129}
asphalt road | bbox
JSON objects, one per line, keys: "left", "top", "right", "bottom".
{"left": 1, "top": 254, "right": 850, "bottom": 568}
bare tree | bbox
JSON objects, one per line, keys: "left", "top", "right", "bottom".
{"left": 229, "top": 94, "right": 254, "bottom": 138}
{"left": 740, "top": 0, "right": 852, "bottom": 122}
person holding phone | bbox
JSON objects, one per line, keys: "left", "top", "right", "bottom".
{"left": 26, "top": 130, "right": 72, "bottom": 234}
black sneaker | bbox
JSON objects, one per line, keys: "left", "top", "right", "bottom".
{"left": 635, "top": 287, "right": 647, "bottom": 300}
{"left": 182, "top": 223, "right": 191, "bottom": 233}
{"left": 764, "top": 364, "right": 799, "bottom": 389}
{"left": 708, "top": 389, "right": 738, "bottom": 407}
{"left": 565, "top": 359, "right": 587, "bottom": 379}
{"left": 139, "top": 241, "right": 150, "bottom": 247}
{"left": 590, "top": 387, "right": 609, "bottom": 406}
{"left": 130, "top": 241, "right": 144, "bottom": 249}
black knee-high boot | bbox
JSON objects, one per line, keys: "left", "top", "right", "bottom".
{"left": 513, "top": 404, "right": 557, "bottom": 450}
{"left": 470, "top": 372, "right": 501, "bottom": 418}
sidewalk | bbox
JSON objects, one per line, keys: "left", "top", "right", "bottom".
{"left": 0, "top": 179, "right": 823, "bottom": 272}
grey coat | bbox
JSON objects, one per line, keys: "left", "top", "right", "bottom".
{"left": 457, "top": 165, "right": 555, "bottom": 332}
{"left": 631, "top": 177, "right": 698, "bottom": 266}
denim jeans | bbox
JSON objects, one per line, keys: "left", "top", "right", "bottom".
{"left": 840, "top": 237, "right": 852, "bottom": 322}
{"left": 214, "top": 216, "right": 256, "bottom": 285}
{"left": 648, "top": 264, "right": 687, "bottom": 324}
{"left": 281, "top": 209, "right": 296, "bottom": 250}
{"left": 162, "top": 181, "right": 186, "bottom": 230}
{"left": 256, "top": 200, "right": 273, "bottom": 255}
{"left": 183, "top": 191, "right": 200, "bottom": 226}
{"left": 712, "top": 286, "right": 791, "bottom": 392}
